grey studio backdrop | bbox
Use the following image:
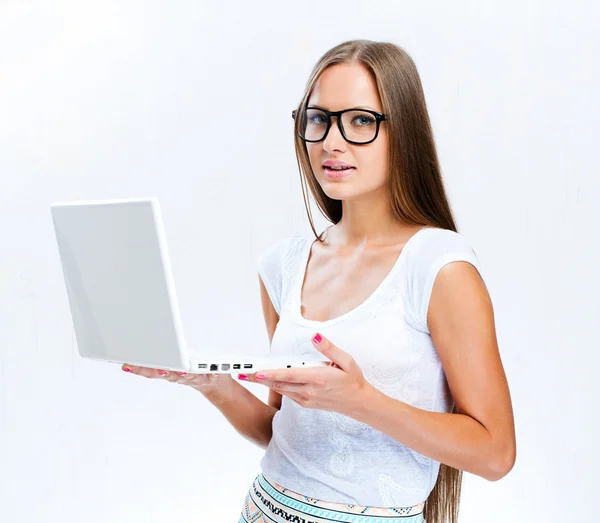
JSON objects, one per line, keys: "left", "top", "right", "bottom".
{"left": 1, "top": 1, "right": 598, "bottom": 522}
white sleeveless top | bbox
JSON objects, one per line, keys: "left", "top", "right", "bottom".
{"left": 256, "top": 226, "right": 487, "bottom": 507}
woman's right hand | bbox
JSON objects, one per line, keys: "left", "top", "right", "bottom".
{"left": 121, "top": 363, "right": 236, "bottom": 399}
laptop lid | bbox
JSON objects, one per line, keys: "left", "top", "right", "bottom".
{"left": 50, "top": 197, "right": 189, "bottom": 371}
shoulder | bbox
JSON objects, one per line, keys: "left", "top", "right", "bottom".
{"left": 256, "top": 235, "right": 294, "bottom": 265}
{"left": 405, "top": 227, "right": 482, "bottom": 277}
{"left": 256, "top": 233, "right": 313, "bottom": 316}
{"left": 255, "top": 232, "right": 309, "bottom": 279}
{"left": 256, "top": 234, "right": 306, "bottom": 271}
{"left": 404, "top": 227, "right": 488, "bottom": 332}
{"left": 409, "top": 227, "right": 476, "bottom": 257}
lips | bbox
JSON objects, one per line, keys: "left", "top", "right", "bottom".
{"left": 322, "top": 160, "right": 354, "bottom": 169}
{"left": 323, "top": 166, "right": 354, "bottom": 171}
{"left": 323, "top": 165, "right": 355, "bottom": 178}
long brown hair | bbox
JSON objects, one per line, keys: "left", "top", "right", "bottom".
{"left": 294, "top": 39, "right": 462, "bottom": 523}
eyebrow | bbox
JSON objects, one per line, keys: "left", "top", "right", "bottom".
{"left": 307, "top": 104, "right": 381, "bottom": 112}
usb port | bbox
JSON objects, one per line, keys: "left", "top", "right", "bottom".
{"left": 243, "top": 364, "right": 253, "bottom": 369}
{"left": 221, "top": 364, "right": 230, "bottom": 371}
{"left": 198, "top": 364, "right": 207, "bottom": 369}
{"left": 233, "top": 364, "right": 241, "bottom": 370}
{"left": 210, "top": 364, "right": 218, "bottom": 371}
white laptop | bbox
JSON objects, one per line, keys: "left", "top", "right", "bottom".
{"left": 50, "top": 197, "right": 329, "bottom": 374}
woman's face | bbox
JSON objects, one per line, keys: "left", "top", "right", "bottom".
{"left": 305, "top": 62, "right": 389, "bottom": 202}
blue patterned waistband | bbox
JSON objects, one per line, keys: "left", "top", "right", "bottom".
{"left": 239, "top": 473, "right": 425, "bottom": 523}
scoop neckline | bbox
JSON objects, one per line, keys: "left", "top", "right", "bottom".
{"left": 292, "top": 226, "right": 433, "bottom": 327}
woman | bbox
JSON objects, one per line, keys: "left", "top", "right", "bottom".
{"left": 123, "top": 39, "right": 516, "bottom": 523}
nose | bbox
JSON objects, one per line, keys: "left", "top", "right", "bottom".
{"left": 322, "top": 116, "right": 346, "bottom": 153}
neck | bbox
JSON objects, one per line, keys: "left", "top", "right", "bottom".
{"left": 328, "top": 189, "right": 419, "bottom": 248}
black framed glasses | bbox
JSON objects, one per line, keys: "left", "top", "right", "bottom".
{"left": 292, "top": 107, "right": 388, "bottom": 145}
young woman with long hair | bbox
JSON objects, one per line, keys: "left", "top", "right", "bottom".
{"left": 123, "top": 39, "right": 516, "bottom": 523}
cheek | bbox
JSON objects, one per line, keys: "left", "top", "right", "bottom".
{"left": 373, "top": 137, "right": 390, "bottom": 180}
{"left": 307, "top": 144, "right": 321, "bottom": 169}
{"left": 358, "top": 145, "right": 388, "bottom": 182}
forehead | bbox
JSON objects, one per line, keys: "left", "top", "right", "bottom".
{"left": 308, "top": 62, "right": 382, "bottom": 112}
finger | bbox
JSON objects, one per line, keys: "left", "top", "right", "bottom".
{"left": 162, "top": 370, "right": 206, "bottom": 384}
{"left": 243, "top": 372, "right": 299, "bottom": 384}
{"left": 245, "top": 366, "right": 325, "bottom": 384}
{"left": 122, "top": 364, "right": 154, "bottom": 377}
{"left": 244, "top": 370, "right": 302, "bottom": 384}
{"left": 257, "top": 380, "right": 307, "bottom": 394}
{"left": 185, "top": 373, "right": 213, "bottom": 387}
{"left": 178, "top": 372, "right": 196, "bottom": 382}
{"left": 159, "top": 371, "right": 210, "bottom": 387}
{"left": 162, "top": 371, "right": 186, "bottom": 383}
{"left": 122, "top": 365, "right": 173, "bottom": 380}
{"left": 185, "top": 372, "right": 224, "bottom": 387}
{"left": 312, "top": 333, "right": 354, "bottom": 371}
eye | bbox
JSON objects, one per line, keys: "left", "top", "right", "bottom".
{"left": 308, "top": 114, "right": 327, "bottom": 125}
{"left": 352, "top": 114, "right": 376, "bottom": 126}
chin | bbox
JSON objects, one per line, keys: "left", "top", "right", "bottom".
{"left": 320, "top": 178, "right": 385, "bottom": 202}
{"left": 320, "top": 182, "right": 360, "bottom": 201}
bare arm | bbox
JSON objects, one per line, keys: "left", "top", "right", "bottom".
{"left": 200, "top": 274, "right": 282, "bottom": 448}
{"left": 353, "top": 261, "right": 516, "bottom": 481}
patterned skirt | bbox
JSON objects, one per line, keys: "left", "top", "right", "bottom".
{"left": 238, "top": 473, "right": 425, "bottom": 523}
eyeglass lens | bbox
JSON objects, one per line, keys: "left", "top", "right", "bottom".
{"left": 299, "top": 109, "right": 379, "bottom": 143}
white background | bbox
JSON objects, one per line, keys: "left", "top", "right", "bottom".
{"left": 1, "top": 1, "right": 598, "bottom": 521}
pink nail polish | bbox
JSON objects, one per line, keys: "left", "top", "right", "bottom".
{"left": 123, "top": 367, "right": 132, "bottom": 373}
{"left": 238, "top": 374, "right": 248, "bottom": 381}
{"left": 158, "top": 371, "right": 168, "bottom": 376}
{"left": 177, "top": 372, "right": 187, "bottom": 376}
{"left": 256, "top": 374, "right": 267, "bottom": 380}
{"left": 313, "top": 333, "right": 323, "bottom": 344}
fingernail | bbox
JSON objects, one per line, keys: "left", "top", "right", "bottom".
{"left": 123, "top": 367, "right": 131, "bottom": 373}
{"left": 177, "top": 372, "right": 187, "bottom": 376}
{"left": 256, "top": 374, "right": 267, "bottom": 380}
{"left": 158, "top": 371, "right": 168, "bottom": 376}
{"left": 238, "top": 374, "right": 248, "bottom": 381}
{"left": 313, "top": 333, "right": 323, "bottom": 344}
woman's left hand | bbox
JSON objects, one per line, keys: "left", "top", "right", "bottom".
{"left": 241, "top": 333, "right": 372, "bottom": 417}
